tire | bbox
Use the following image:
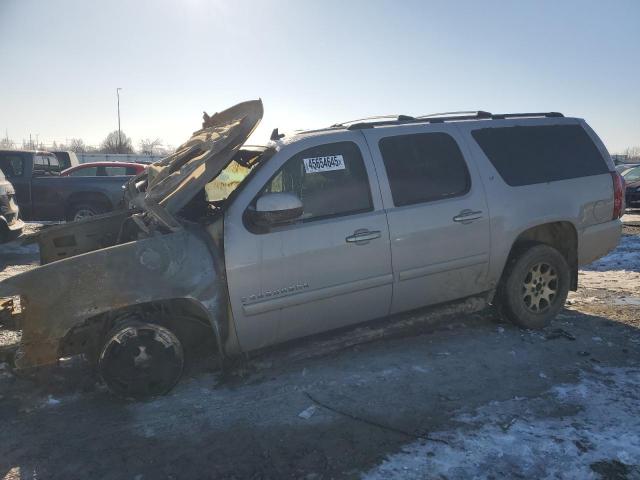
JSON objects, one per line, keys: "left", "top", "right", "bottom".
{"left": 67, "top": 203, "right": 105, "bottom": 222}
{"left": 98, "top": 321, "right": 184, "bottom": 399}
{"left": 496, "top": 243, "right": 570, "bottom": 330}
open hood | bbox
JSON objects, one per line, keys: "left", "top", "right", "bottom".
{"left": 129, "top": 99, "right": 263, "bottom": 218}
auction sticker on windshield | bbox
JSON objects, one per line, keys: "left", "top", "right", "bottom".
{"left": 303, "top": 155, "right": 345, "bottom": 174}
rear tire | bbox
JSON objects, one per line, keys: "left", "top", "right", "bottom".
{"left": 98, "top": 321, "right": 184, "bottom": 399}
{"left": 496, "top": 243, "right": 570, "bottom": 330}
{"left": 67, "top": 203, "right": 105, "bottom": 222}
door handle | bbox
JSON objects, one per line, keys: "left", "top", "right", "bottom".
{"left": 346, "top": 229, "right": 381, "bottom": 244}
{"left": 453, "top": 209, "right": 483, "bottom": 224}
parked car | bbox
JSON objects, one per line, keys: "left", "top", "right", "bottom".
{"left": 61, "top": 161, "right": 146, "bottom": 177}
{"left": 0, "top": 168, "right": 23, "bottom": 242}
{"left": 51, "top": 151, "right": 80, "bottom": 171}
{"left": 0, "top": 101, "right": 622, "bottom": 398}
{"left": 615, "top": 163, "right": 639, "bottom": 174}
{"left": 0, "top": 150, "right": 130, "bottom": 221}
{"left": 622, "top": 165, "right": 640, "bottom": 208}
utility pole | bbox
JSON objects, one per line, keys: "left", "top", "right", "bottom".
{"left": 116, "top": 87, "right": 122, "bottom": 153}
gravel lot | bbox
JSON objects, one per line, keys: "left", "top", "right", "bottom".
{"left": 1, "top": 219, "right": 639, "bottom": 479}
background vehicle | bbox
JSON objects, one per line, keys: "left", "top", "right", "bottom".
{"left": 51, "top": 151, "right": 80, "bottom": 170}
{"left": 0, "top": 102, "right": 622, "bottom": 398}
{"left": 615, "top": 163, "right": 639, "bottom": 174}
{"left": 61, "top": 161, "right": 146, "bottom": 177}
{"left": 0, "top": 150, "right": 129, "bottom": 221}
{"left": 0, "top": 169, "right": 23, "bottom": 242}
{"left": 622, "top": 165, "right": 640, "bottom": 208}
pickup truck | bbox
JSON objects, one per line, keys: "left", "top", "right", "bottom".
{"left": 0, "top": 100, "right": 622, "bottom": 399}
{"left": 0, "top": 150, "right": 129, "bottom": 221}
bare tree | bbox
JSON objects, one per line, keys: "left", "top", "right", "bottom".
{"left": 624, "top": 146, "right": 640, "bottom": 162}
{"left": 100, "top": 130, "right": 133, "bottom": 154}
{"left": 68, "top": 138, "right": 88, "bottom": 153}
{"left": 138, "top": 138, "right": 163, "bottom": 155}
{"left": 0, "top": 135, "right": 15, "bottom": 150}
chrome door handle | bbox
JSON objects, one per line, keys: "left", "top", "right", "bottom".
{"left": 346, "top": 229, "right": 381, "bottom": 244}
{"left": 453, "top": 209, "right": 483, "bottom": 223}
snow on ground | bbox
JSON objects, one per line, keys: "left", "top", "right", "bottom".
{"left": 623, "top": 211, "right": 640, "bottom": 224}
{"left": 577, "top": 234, "right": 640, "bottom": 297}
{"left": 363, "top": 367, "right": 640, "bottom": 479}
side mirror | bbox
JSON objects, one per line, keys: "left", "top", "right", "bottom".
{"left": 252, "top": 192, "right": 303, "bottom": 227}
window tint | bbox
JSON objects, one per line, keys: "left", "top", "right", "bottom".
{"left": 0, "top": 154, "right": 24, "bottom": 178}
{"left": 48, "top": 156, "right": 60, "bottom": 173}
{"left": 379, "top": 133, "right": 470, "bottom": 207}
{"left": 261, "top": 141, "right": 372, "bottom": 222}
{"left": 472, "top": 125, "right": 608, "bottom": 187}
{"left": 623, "top": 166, "right": 640, "bottom": 183}
{"left": 126, "top": 166, "right": 139, "bottom": 175}
{"left": 105, "top": 166, "right": 128, "bottom": 176}
{"left": 69, "top": 166, "right": 98, "bottom": 176}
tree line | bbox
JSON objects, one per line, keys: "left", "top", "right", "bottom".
{"left": 0, "top": 131, "right": 170, "bottom": 155}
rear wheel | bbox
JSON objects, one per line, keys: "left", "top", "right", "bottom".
{"left": 67, "top": 203, "right": 105, "bottom": 222}
{"left": 98, "top": 321, "right": 184, "bottom": 399}
{"left": 496, "top": 244, "right": 570, "bottom": 329}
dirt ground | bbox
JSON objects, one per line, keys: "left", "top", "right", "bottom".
{"left": 1, "top": 219, "right": 640, "bottom": 479}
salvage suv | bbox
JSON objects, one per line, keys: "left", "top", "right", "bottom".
{"left": 0, "top": 101, "right": 623, "bottom": 398}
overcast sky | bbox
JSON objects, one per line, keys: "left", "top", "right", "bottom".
{"left": 1, "top": 0, "right": 638, "bottom": 152}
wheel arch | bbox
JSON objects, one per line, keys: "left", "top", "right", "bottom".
{"left": 60, "top": 297, "right": 224, "bottom": 362}
{"left": 501, "top": 221, "right": 579, "bottom": 291}
{"left": 65, "top": 191, "right": 113, "bottom": 215}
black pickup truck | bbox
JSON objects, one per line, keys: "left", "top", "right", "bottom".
{"left": 0, "top": 150, "right": 129, "bottom": 221}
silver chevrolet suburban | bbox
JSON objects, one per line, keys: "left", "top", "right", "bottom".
{"left": 0, "top": 100, "right": 622, "bottom": 398}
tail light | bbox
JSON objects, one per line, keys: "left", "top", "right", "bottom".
{"left": 611, "top": 171, "right": 625, "bottom": 219}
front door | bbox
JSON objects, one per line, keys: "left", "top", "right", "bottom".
{"left": 363, "top": 125, "right": 491, "bottom": 314}
{"left": 225, "top": 134, "right": 393, "bottom": 352}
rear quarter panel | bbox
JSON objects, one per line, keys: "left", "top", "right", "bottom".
{"left": 455, "top": 118, "right": 618, "bottom": 286}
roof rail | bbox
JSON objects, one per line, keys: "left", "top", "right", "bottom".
{"left": 332, "top": 114, "right": 415, "bottom": 128}
{"left": 345, "top": 111, "right": 564, "bottom": 130}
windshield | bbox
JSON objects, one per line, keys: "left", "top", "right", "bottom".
{"left": 623, "top": 166, "right": 640, "bottom": 183}
{"left": 203, "top": 147, "right": 273, "bottom": 203}
{"left": 204, "top": 161, "right": 253, "bottom": 202}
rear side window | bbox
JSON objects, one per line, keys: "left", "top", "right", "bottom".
{"left": 69, "top": 166, "right": 98, "bottom": 176}
{"left": 0, "top": 154, "right": 24, "bottom": 178}
{"left": 472, "top": 124, "right": 608, "bottom": 186}
{"left": 261, "top": 141, "right": 372, "bottom": 222}
{"left": 105, "top": 166, "right": 128, "bottom": 176}
{"left": 379, "top": 132, "right": 470, "bottom": 207}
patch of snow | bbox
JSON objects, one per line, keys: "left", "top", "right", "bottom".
{"left": 582, "top": 235, "right": 640, "bottom": 273}
{"left": 613, "top": 296, "right": 640, "bottom": 306}
{"left": 298, "top": 405, "right": 317, "bottom": 419}
{"left": 362, "top": 367, "right": 640, "bottom": 480}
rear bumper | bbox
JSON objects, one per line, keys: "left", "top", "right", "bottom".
{"left": 578, "top": 219, "right": 622, "bottom": 266}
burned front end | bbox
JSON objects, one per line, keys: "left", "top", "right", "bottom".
{"left": 0, "top": 100, "right": 264, "bottom": 394}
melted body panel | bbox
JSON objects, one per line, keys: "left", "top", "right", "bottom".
{"left": 0, "top": 226, "right": 221, "bottom": 368}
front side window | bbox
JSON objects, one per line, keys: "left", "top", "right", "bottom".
{"left": 260, "top": 141, "right": 372, "bottom": 222}
{"left": 0, "top": 154, "right": 24, "bottom": 178}
{"left": 379, "top": 132, "right": 470, "bottom": 207}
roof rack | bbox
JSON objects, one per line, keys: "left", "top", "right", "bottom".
{"left": 331, "top": 114, "right": 415, "bottom": 128}
{"left": 345, "top": 111, "right": 564, "bottom": 130}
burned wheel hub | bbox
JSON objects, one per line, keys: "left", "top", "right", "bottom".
{"left": 521, "top": 262, "right": 558, "bottom": 313}
{"left": 98, "top": 322, "right": 184, "bottom": 399}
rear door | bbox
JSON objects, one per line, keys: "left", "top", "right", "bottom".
{"left": 30, "top": 154, "right": 65, "bottom": 220}
{"left": 224, "top": 133, "right": 393, "bottom": 351}
{"left": 363, "top": 125, "right": 491, "bottom": 313}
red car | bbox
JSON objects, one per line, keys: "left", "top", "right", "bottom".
{"left": 61, "top": 162, "right": 146, "bottom": 177}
